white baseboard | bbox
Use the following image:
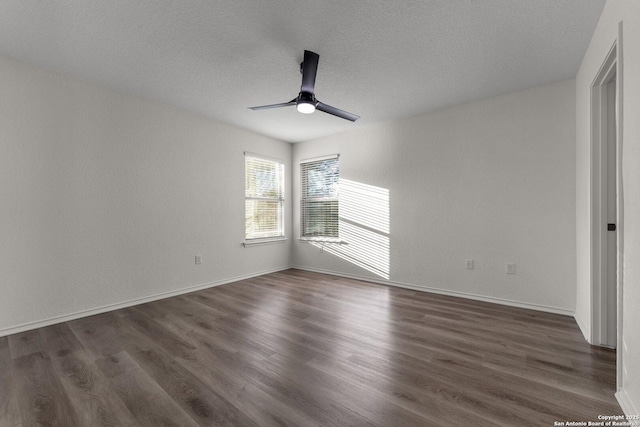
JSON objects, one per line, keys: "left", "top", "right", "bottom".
{"left": 2, "top": 264, "right": 576, "bottom": 337}
{"left": 0, "top": 266, "right": 290, "bottom": 337}
{"left": 616, "top": 388, "right": 638, "bottom": 416}
{"left": 574, "top": 310, "right": 592, "bottom": 344}
{"left": 291, "top": 265, "right": 575, "bottom": 317}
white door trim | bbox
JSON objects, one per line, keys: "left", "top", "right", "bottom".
{"left": 589, "top": 40, "right": 619, "bottom": 349}
{"left": 589, "top": 21, "right": 624, "bottom": 393}
{"left": 614, "top": 21, "right": 624, "bottom": 393}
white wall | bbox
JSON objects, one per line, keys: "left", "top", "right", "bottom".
{"left": 575, "top": 0, "right": 640, "bottom": 415}
{"left": 293, "top": 80, "right": 576, "bottom": 314}
{"left": 0, "top": 54, "right": 292, "bottom": 335}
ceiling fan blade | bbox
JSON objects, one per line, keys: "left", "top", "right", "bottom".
{"left": 249, "top": 99, "right": 296, "bottom": 110}
{"left": 300, "top": 50, "right": 319, "bottom": 93}
{"left": 316, "top": 101, "right": 360, "bottom": 122}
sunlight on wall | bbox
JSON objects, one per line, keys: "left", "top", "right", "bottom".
{"left": 312, "top": 179, "right": 390, "bottom": 279}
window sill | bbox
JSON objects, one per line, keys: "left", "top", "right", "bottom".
{"left": 243, "top": 237, "right": 287, "bottom": 247}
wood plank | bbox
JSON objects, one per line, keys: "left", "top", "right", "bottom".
{"left": 0, "top": 336, "right": 22, "bottom": 427}
{"left": 95, "top": 350, "right": 199, "bottom": 427}
{"left": 51, "top": 349, "right": 138, "bottom": 426}
{"left": 136, "top": 294, "right": 229, "bottom": 319}
{"left": 130, "top": 346, "right": 258, "bottom": 427}
{"left": 67, "top": 313, "right": 131, "bottom": 360}
{"left": 67, "top": 312, "right": 158, "bottom": 361}
{"left": 8, "top": 330, "right": 44, "bottom": 359}
{"left": 38, "top": 323, "right": 84, "bottom": 357}
{"left": 232, "top": 382, "right": 326, "bottom": 427}
{"left": 172, "top": 330, "right": 367, "bottom": 427}
{"left": 12, "top": 352, "right": 80, "bottom": 426}
{"left": 259, "top": 352, "right": 449, "bottom": 427}
{"left": 117, "top": 308, "right": 197, "bottom": 359}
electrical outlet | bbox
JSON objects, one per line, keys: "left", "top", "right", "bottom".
{"left": 506, "top": 263, "right": 516, "bottom": 274}
{"left": 465, "top": 259, "right": 474, "bottom": 270}
{"left": 195, "top": 255, "right": 202, "bottom": 265}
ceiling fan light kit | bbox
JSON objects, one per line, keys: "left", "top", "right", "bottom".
{"left": 250, "top": 50, "right": 359, "bottom": 122}
{"left": 296, "top": 92, "right": 316, "bottom": 114}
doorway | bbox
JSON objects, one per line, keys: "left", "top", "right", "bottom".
{"left": 590, "top": 43, "right": 619, "bottom": 350}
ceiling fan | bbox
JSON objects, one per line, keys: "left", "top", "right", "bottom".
{"left": 249, "top": 50, "right": 360, "bottom": 122}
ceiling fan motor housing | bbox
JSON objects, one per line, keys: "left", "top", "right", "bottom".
{"left": 297, "top": 91, "right": 317, "bottom": 106}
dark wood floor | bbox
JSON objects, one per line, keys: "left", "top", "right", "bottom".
{"left": 0, "top": 269, "right": 621, "bottom": 426}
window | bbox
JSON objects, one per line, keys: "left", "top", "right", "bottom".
{"left": 300, "top": 155, "right": 339, "bottom": 240}
{"left": 245, "top": 153, "right": 285, "bottom": 242}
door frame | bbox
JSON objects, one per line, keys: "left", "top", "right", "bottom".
{"left": 590, "top": 25, "right": 624, "bottom": 389}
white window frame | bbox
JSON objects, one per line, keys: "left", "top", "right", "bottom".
{"left": 299, "top": 154, "right": 340, "bottom": 242}
{"left": 244, "top": 152, "right": 286, "bottom": 246}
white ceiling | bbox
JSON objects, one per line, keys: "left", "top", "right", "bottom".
{"left": 0, "top": 1, "right": 605, "bottom": 143}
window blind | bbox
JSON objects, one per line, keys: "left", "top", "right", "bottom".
{"left": 245, "top": 154, "right": 285, "bottom": 240}
{"left": 300, "top": 155, "right": 339, "bottom": 239}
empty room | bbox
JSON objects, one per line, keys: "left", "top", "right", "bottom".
{"left": 1, "top": 1, "right": 639, "bottom": 426}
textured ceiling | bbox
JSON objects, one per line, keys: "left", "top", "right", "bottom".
{"left": 0, "top": 1, "right": 605, "bottom": 143}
